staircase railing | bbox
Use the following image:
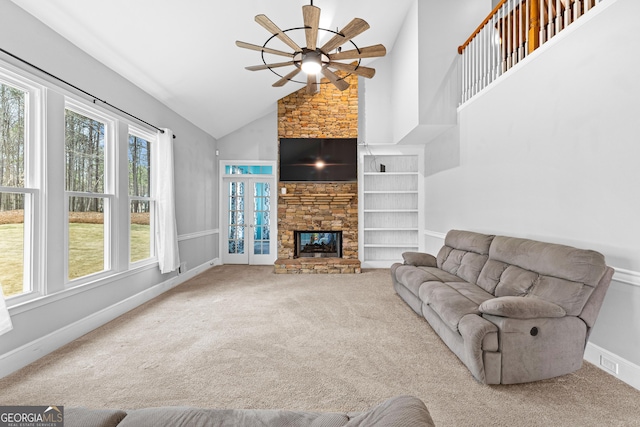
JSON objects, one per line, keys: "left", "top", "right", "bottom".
{"left": 458, "top": 0, "right": 602, "bottom": 104}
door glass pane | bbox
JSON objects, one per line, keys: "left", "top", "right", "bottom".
{"left": 253, "top": 182, "right": 270, "bottom": 255}
{"left": 68, "top": 196, "right": 105, "bottom": 280}
{"left": 0, "top": 192, "right": 25, "bottom": 297}
{"left": 227, "top": 181, "right": 245, "bottom": 255}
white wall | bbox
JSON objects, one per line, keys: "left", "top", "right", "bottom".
{"left": 216, "top": 110, "right": 277, "bottom": 161}
{"left": 418, "top": 0, "right": 487, "bottom": 126}
{"left": 361, "top": 0, "right": 489, "bottom": 146}
{"left": 391, "top": 0, "right": 420, "bottom": 144}
{"left": 424, "top": 0, "right": 640, "bottom": 366}
{"left": 0, "top": 0, "right": 217, "bottom": 376}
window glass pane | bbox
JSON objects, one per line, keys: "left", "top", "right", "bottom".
{"left": 0, "top": 192, "right": 25, "bottom": 297}
{"left": 128, "top": 135, "right": 151, "bottom": 197}
{"left": 130, "top": 200, "right": 151, "bottom": 263}
{"left": 68, "top": 196, "right": 105, "bottom": 280}
{"left": 0, "top": 83, "right": 26, "bottom": 188}
{"left": 225, "top": 165, "right": 272, "bottom": 175}
{"left": 65, "top": 109, "right": 105, "bottom": 193}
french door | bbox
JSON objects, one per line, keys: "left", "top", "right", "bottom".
{"left": 222, "top": 175, "right": 276, "bottom": 265}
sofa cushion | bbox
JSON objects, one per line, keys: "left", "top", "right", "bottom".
{"left": 447, "top": 282, "right": 495, "bottom": 306}
{"left": 489, "top": 236, "right": 607, "bottom": 287}
{"left": 436, "top": 231, "right": 494, "bottom": 284}
{"left": 393, "top": 266, "right": 441, "bottom": 298}
{"left": 476, "top": 259, "right": 509, "bottom": 293}
{"left": 485, "top": 236, "right": 608, "bottom": 315}
{"left": 394, "top": 265, "right": 461, "bottom": 297}
{"left": 479, "top": 296, "right": 566, "bottom": 319}
{"left": 421, "top": 283, "right": 483, "bottom": 332}
{"left": 442, "top": 229, "right": 494, "bottom": 255}
{"left": 493, "top": 265, "right": 539, "bottom": 297}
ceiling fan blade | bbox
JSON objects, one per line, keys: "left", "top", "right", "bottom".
{"left": 306, "top": 73, "right": 318, "bottom": 94}
{"left": 329, "top": 44, "right": 387, "bottom": 61}
{"left": 328, "top": 62, "right": 376, "bottom": 79}
{"left": 321, "top": 18, "right": 370, "bottom": 53}
{"left": 236, "top": 41, "right": 294, "bottom": 58}
{"left": 245, "top": 61, "right": 295, "bottom": 71}
{"left": 321, "top": 68, "right": 349, "bottom": 91}
{"left": 302, "top": 5, "right": 321, "bottom": 51}
{"left": 273, "top": 68, "right": 302, "bottom": 87}
{"left": 255, "top": 14, "right": 302, "bottom": 52}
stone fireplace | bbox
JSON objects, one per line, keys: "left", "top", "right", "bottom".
{"left": 274, "top": 72, "right": 361, "bottom": 274}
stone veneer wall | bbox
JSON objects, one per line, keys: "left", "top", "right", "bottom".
{"left": 275, "top": 73, "right": 360, "bottom": 274}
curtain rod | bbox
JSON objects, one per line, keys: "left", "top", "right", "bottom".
{"left": 0, "top": 47, "right": 176, "bottom": 139}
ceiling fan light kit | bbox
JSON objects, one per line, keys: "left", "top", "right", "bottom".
{"left": 300, "top": 50, "right": 323, "bottom": 75}
{"left": 236, "top": 1, "right": 386, "bottom": 92}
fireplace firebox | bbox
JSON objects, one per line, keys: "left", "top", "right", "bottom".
{"left": 295, "top": 231, "right": 342, "bottom": 258}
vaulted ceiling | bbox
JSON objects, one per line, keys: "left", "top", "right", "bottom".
{"left": 9, "top": 0, "right": 414, "bottom": 139}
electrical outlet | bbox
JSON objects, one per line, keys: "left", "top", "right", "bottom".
{"left": 600, "top": 355, "right": 619, "bottom": 374}
{"left": 178, "top": 262, "right": 187, "bottom": 275}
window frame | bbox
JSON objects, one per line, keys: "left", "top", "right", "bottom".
{"left": 0, "top": 67, "right": 44, "bottom": 304}
{"left": 63, "top": 98, "right": 116, "bottom": 285}
{"left": 127, "top": 126, "right": 156, "bottom": 266}
{"left": 1, "top": 58, "right": 167, "bottom": 309}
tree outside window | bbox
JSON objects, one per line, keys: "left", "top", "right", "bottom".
{"left": 0, "top": 81, "right": 31, "bottom": 298}
{"left": 129, "top": 131, "right": 154, "bottom": 263}
{"left": 65, "top": 106, "right": 110, "bottom": 281}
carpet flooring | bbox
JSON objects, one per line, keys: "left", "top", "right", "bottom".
{"left": 1, "top": 265, "right": 639, "bottom": 426}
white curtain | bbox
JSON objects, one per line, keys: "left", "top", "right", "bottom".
{"left": 0, "top": 286, "right": 13, "bottom": 336}
{"left": 155, "top": 128, "right": 180, "bottom": 273}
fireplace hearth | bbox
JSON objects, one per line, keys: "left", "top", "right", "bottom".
{"left": 295, "top": 231, "right": 342, "bottom": 258}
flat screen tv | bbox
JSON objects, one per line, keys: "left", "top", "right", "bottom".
{"left": 279, "top": 138, "right": 357, "bottom": 182}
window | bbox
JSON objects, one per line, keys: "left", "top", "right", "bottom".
{"left": 0, "top": 73, "right": 40, "bottom": 299}
{"left": 1, "top": 60, "right": 165, "bottom": 307}
{"left": 65, "top": 103, "right": 112, "bottom": 281}
{"left": 128, "top": 129, "right": 154, "bottom": 263}
{"left": 225, "top": 165, "right": 273, "bottom": 175}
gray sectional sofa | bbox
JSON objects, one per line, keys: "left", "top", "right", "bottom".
{"left": 65, "top": 395, "right": 434, "bottom": 427}
{"left": 391, "top": 230, "right": 614, "bottom": 385}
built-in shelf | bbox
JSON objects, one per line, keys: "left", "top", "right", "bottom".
{"left": 361, "top": 154, "right": 420, "bottom": 268}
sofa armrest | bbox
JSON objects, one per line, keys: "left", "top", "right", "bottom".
{"left": 402, "top": 252, "right": 437, "bottom": 267}
{"left": 479, "top": 296, "right": 566, "bottom": 319}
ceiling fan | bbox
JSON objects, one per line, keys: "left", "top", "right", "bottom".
{"left": 236, "top": 1, "right": 386, "bottom": 94}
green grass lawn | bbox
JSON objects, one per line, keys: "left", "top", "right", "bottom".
{"left": 0, "top": 223, "right": 151, "bottom": 297}
{"left": 0, "top": 223, "right": 24, "bottom": 297}
{"left": 130, "top": 224, "right": 151, "bottom": 263}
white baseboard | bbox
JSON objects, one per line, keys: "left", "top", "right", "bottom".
{"left": 0, "top": 258, "right": 217, "bottom": 379}
{"left": 584, "top": 342, "right": 640, "bottom": 391}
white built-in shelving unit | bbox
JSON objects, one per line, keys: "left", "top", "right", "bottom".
{"left": 360, "top": 151, "right": 422, "bottom": 268}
